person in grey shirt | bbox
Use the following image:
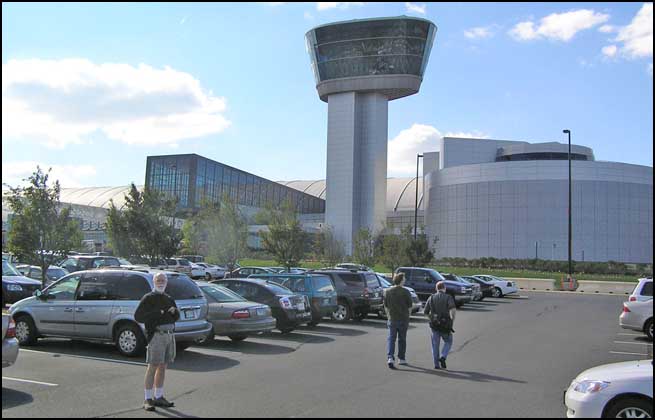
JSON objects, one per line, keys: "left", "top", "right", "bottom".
{"left": 424, "top": 281, "right": 456, "bottom": 369}
{"left": 383, "top": 273, "right": 413, "bottom": 369}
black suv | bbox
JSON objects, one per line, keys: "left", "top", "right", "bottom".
{"left": 395, "top": 267, "right": 473, "bottom": 307}
{"left": 59, "top": 256, "right": 121, "bottom": 274}
{"left": 311, "top": 270, "right": 384, "bottom": 323}
{"left": 216, "top": 278, "right": 312, "bottom": 333}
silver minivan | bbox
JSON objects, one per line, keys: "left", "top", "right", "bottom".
{"left": 9, "top": 269, "right": 212, "bottom": 357}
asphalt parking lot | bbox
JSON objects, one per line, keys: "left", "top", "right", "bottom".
{"left": 2, "top": 291, "right": 652, "bottom": 418}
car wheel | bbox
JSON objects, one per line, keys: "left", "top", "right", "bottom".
{"left": 195, "top": 327, "right": 215, "bottom": 346}
{"left": 479, "top": 296, "right": 485, "bottom": 301}
{"left": 377, "top": 309, "right": 388, "bottom": 320}
{"left": 279, "top": 328, "right": 294, "bottom": 334}
{"left": 605, "top": 397, "right": 653, "bottom": 418}
{"left": 353, "top": 312, "right": 367, "bottom": 321}
{"left": 228, "top": 334, "right": 248, "bottom": 342}
{"left": 205, "top": 273, "right": 212, "bottom": 281}
{"left": 331, "top": 302, "right": 351, "bottom": 323}
{"left": 115, "top": 324, "right": 145, "bottom": 357}
{"left": 645, "top": 319, "right": 653, "bottom": 341}
{"left": 492, "top": 287, "right": 503, "bottom": 298}
{"left": 14, "top": 315, "right": 38, "bottom": 346}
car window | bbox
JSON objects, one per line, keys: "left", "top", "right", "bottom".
{"left": 47, "top": 268, "right": 68, "bottom": 280}
{"left": 60, "top": 258, "right": 78, "bottom": 272}
{"left": 166, "top": 259, "right": 176, "bottom": 265}
{"left": 200, "top": 285, "right": 245, "bottom": 303}
{"left": 239, "top": 268, "right": 251, "bottom": 276}
{"left": 278, "top": 277, "right": 306, "bottom": 292}
{"left": 378, "top": 276, "right": 392, "bottom": 288}
{"left": 29, "top": 268, "right": 42, "bottom": 279}
{"left": 113, "top": 274, "right": 151, "bottom": 300}
{"left": 78, "top": 273, "right": 114, "bottom": 301}
{"left": 165, "top": 274, "right": 204, "bottom": 300}
{"left": 365, "top": 273, "right": 379, "bottom": 289}
{"left": 338, "top": 273, "right": 364, "bottom": 287}
{"left": 641, "top": 282, "right": 653, "bottom": 297}
{"left": 312, "top": 276, "right": 335, "bottom": 292}
{"left": 178, "top": 259, "right": 191, "bottom": 267}
{"left": 263, "top": 282, "right": 293, "bottom": 296}
{"left": 2, "top": 261, "right": 22, "bottom": 276}
{"left": 46, "top": 274, "right": 81, "bottom": 300}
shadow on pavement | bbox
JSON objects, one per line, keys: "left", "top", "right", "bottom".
{"left": 2, "top": 387, "right": 34, "bottom": 410}
{"left": 259, "top": 331, "right": 334, "bottom": 344}
{"left": 154, "top": 407, "right": 201, "bottom": 418}
{"left": 200, "top": 338, "right": 295, "bottom": 355}
{"left": 170, "top": 350, "right": 240, "bottom": 373}
{"left": 457, "top": 306, "right": 494, "bottom": 312}
{"left": 296, "top": 324, "right": 368, "bottom": 337}
{"left": 399, "top": 365, "right": 526, "bottom": 384}
{"left": 22, "top": 339, "right": 145, "bottom": 365}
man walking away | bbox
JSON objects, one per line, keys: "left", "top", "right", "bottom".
{"left": 383, "top": 272, "right": 413, "bottom": 369}
{"left": 424, "top": 281, "right": 456, "bottom": 370}
{"left": 135, "top": 272, "right": 180, "bottom": 411}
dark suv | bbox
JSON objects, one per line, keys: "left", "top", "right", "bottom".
{"left": 311, "top": 270, "right": 384, "bottom": 323}
{"left": 395, "top": 267, "right": 473, "bottom": 307}
{"left": 216, "top": 278, "right": 312, "bottom": 333}
{"left": 59, "top": 256, "right": 121, "bottom": 274}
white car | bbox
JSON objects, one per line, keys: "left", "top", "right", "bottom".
{"left": 190, "top": 263, "right": 208, "bottom": 280}
{"left": 564, "top": 359, "right": 653, "bottom": 418}
{"left": 629, "top": 278, "right": 653, "bottom": 303}
{"left": 473, "top": 275, "right": 518, "bottom": 298}
{"left": 620, "top": 299, "right": 653, "bottom": 340}
{"left": 196, "top": 263, "right": 226, "bottom": 280}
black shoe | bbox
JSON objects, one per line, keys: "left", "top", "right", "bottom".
{"left": 154, "top": 397, "right": 175, "bottom": 408}
{"left": 144, "top": 399, "right": 156, "bottom": 411}
{"left": 434, "top": 365, "right": 441, "bottom": 370}
{"left": 439, "top": 357, "right": 447, "bottom": 369}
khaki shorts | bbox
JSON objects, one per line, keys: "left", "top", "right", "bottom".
{"left": 146, "top": 331, "right": 176, "bottom": 365}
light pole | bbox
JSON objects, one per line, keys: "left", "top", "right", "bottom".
{"left": 414, "top": 154, "right": 424, "bottom": 240}
{"left": 563, "top": 129, "right": 572, "bottom": 280}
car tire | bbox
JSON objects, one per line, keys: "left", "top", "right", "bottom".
{"left": 279, "top": 328, "right": 294, "bottom": 334}
{"left": 115, "top": 323, "right": 146, "bottom": 357}
{"left": 492, "top": 287, "right": 503, "bottom": 298}
{"left": 353, "top": 312, "right": 367, "bottom": 321}
{"left": 331, "top": 302, "right": 352, "bottom": 323}
{"left": 205, "top": 273, "right": 212, "bottom": 281}
{"left": 605, "top": 397, "right": 653, "bottom": 418}
{"left": 645, "top": 318, "right": 653, "bottom": 341}
{"left": 228, "top": 334, "right": 248, "bottom": 342}
{"left": 377, "top": 309, "right": 388, "bottom": 320}
{"left": 14, "top": 315, "right": 38, "bottom": 346}
{"left": 195, "top": 327, "right": 215, "bottom": 346}
{"left": 479, "top": 296, "right": 485, "bottom": 302}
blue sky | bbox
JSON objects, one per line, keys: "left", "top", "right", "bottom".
{"left": 2, "top": 2, "right": 653, "bottom": 188}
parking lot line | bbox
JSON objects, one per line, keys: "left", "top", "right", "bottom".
{"left": 609, "top": 351, "right": 649, "bottom": 356}
{"left": 613, "top": 341, "right": 652, "bottom": 346}
{"left": 2, "top": 376, "right": 59, "bottom": 387}
{"left": 19, "top": 349, "right": 147, "bottom": 366}
{"left": 617, "top": 333, "right": 645, "bottom": 336}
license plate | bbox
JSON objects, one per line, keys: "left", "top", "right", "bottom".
{"left": 323, "top": 298, "right": 331, "bottom": 304}
{"left": 183, "top": 309, "right": 198, "bottom": 320}
{"left": 256, "top": 308, "right": 266, "bottom": 317}
{"left": 297, "top": 303, "right": 305, "bottom": 311}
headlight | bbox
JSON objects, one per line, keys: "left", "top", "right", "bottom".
{"left": 7, "top": 284, "right": 23, "bottom": 291}
{"left": 573, "top": 381, "right": 610, "bottom": 394}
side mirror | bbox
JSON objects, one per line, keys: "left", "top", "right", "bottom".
{"left": 34, "top": 289, "right": 47, "bottom": 300}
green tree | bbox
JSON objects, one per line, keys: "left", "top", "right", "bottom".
{"left": 314, "top": 225, "right": 344, "bottom": 267}
{"left": 205, "top": 193, "right": 248, "bottom": 271}
{"left": 353, "top": 227, "right": 377, "bottom": 268}
{"left": 258, "top": 200, "right": 308, "bottom": 271}
{"left": 106, "top": 184, "right": 181, "bottom": 264}
{"left": 5, "top": 167, "right": 83, "bottom": 287}
{"left": 378, "top": 231, "right": 407, "bottom": 273}
{"left": 402, "top": 225, "right": 437, "bottom": 267}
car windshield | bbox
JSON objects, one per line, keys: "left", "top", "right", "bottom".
{"left": 426, "top": 269, "right": 445, "bottom": 281}
{"left": 164, "top": 274, "right": 204, "bottom": 299}
{"left": 47, "top": 267, "right": 68, "bottom": 280}
{"left": 378, "top": 276, "right": 392, "bottom": 288}
{"left": 118, "top": 258, "right": 132, "bottom": 265}
{"left": 200, "top": 285, "right": 246, "bottom": 303}
{"left": 264, "top": 282, "right": 294, "bottom": 295}
{"left": 2, "top": 261, "right": 21, "bottom": 276}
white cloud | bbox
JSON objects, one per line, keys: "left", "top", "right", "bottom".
{"left": 614, "top": 3, "right": 652, "bottom": 59}
{"left": 2, "top": 162, "right": 97, "bottom": 189}
{"left": 598, "top": 24, "right": 616, "bottom": 33}
{"left": 405, "top": 3, "right": 426, "bottom": 15}
{"left": 509, "top": 9, "right": 610, "bottom": 42}
{"left": 602, "top": 45, "right": 618, "bottom": 57}
{"left": 387, "top": 124, "right": 487, "bottom": 176}
{"left": 443, "top": 131, "right": 489, "bottom": 139}
{"left": 316, "top": 2, "right": 365, "bottom": 11}
{"left": 464, "top": 25, "right": 497, "bottom": 40}
{"left": 2, "top": 58, "right": 231, "bottom": 148}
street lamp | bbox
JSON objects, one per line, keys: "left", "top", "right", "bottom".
{"left": 563, "top": 129, "right": 572, "bottom": 280}
{"left": 414, "top": 154, "right": 424, "bottom": 240}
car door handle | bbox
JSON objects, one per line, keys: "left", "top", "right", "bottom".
{"left": 64, "top": 307, "right": 74, "bottom": 312}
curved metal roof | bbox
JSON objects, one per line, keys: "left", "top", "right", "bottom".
{"left": 59, "top": 186, "right": 144, "bottom": 210}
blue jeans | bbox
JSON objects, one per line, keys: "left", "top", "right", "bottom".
{"left": 387, "top": 320, "right": 409, "bottom": 360}
{"left": 430, "top": 328, "right": 453, "bottom": 367}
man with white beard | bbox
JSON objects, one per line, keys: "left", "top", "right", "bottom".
{"left": 135, "top": 272, "right": 180, "bottom": 411}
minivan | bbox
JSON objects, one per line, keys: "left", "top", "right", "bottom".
{"left": 9, "top": 269, "right": 211, "bottom": 357}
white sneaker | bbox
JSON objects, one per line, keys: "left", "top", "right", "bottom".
{"left": 387, "top": 358, "right": 395, "bottom": 368}
{"left": 398, "top": 359, "right": 408, "bottom": 366}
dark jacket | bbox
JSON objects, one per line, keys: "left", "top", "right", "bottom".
{"left": 134, "top": 292, "right": 180, "bottom": 343}
{"left": 383, "top": 285, "right": 413, "bottom": 322}
{"left": 424, "top": 292, "right": 456, "bottom": 332}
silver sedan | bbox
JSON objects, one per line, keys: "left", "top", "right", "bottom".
{"left": 196, "top": 282, "right": 276, "bottom": 343}
{"left": 2, "top": 313, "right": 19, "bottom": 368}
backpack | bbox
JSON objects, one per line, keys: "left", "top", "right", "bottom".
{"left": 428, "top": 294, "right": 454, "bottom": 333}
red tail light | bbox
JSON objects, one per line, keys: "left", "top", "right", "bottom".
{"left": 232, "top": 309, "right": 250, "bottom": 319}
{"left": 6, "top": 318, "right": 16, "bottom": 339}
{"left": 629, "top": 296, "right": 637, "bottom": 302}
{"left": 623, "top": 305, "right": 631, "bottom": 313}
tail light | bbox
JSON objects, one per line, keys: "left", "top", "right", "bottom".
{"left": 629, "top": 296, "right": 637, "bottom": 302}
{"left": 622, "top": 305, "right": 631, "bottom": 313}
{"left": 6, "top": 317, "right": 16, "bottom": 339}
{"left": 279, "top": 297, "right": 292, "bottom": 309}
{"left": 232, "top": 309, "right": 251, "bottom": 319}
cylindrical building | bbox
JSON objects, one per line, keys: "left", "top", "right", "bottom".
{"left": 306, "top": 16, "right": 437, "bottom": 253}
